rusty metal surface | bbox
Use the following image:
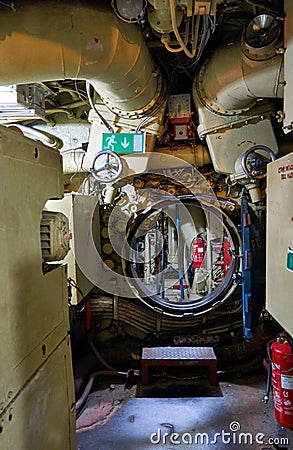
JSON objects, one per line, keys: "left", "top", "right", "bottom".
{"left": 76, "top": 384, "right": 137, "bottom": 432}
{"left": 142, "top": 346, "right": 217, "bottom": 361}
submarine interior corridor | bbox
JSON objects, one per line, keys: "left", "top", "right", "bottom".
{"left": 1, "top": 0, "right": 293, "bottom": 449}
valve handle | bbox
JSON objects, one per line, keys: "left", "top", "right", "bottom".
{"left": 90, "top": 150, "right": 122, "bottom": 183}
{"left": 241, "top": 145, "right": 275, "bottom": 179}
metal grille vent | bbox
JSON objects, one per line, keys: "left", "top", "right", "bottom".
{"left": 41, "top": 211, "right": 70, "bottom": 262}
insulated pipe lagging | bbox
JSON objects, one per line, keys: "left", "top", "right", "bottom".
{"left": 0, "top": 1, "right": 161, "bottom": 116}
{"left": 194, "top": 39, "right": 284, "bottom": 115}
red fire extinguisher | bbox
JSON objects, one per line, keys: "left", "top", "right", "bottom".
{"left": 223, "top": 237, "right": 232, "bottom": 276}
{"left": 271, "top": 337, "right": 293, "bottom": 430}
{"left": 192, "top": 237, "right": 206, "bottom": 269}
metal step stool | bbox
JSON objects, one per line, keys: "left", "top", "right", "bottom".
{"left": 141, "top": 346, "right": 217, "bottom": 385}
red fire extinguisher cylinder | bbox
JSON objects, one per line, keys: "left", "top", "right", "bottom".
{"left": 271, "top": 339, "right": 293, "bottom": 430}
{"left": 192, "top": 237, "right": 206, "bottom": 269}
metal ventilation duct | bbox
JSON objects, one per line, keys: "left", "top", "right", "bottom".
{"left": 195, "top": 39, "right": 284, "bottom": 116}
{"left": 192, "top": 15, "right": 284, "bottom": 175}
{"left": 0, "top": 1, "right": 162, "bottom": 117}
{"left": 194, "top": 15, "right": 284, "bottom": 116}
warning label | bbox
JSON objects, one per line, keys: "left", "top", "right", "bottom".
{"left": 281, "top": 374, "right": 293, "bottom": 390}
{"left": 278, "top": 163, "right": 293, "bottom": 181}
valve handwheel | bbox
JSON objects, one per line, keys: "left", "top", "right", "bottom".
{"left": 90, "top": 150, "right": 122, "bottom": 183}
{"left": 241, "top": 145, "right": 276, "bottom": 179}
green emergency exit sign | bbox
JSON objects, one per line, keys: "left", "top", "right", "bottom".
{"left": 101, "top": 133, "right": 145, "bottom": 154}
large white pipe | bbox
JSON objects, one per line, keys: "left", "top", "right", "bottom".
{"left": 0, "top": 1, "right": 161, "bottom": 117}
{"left": 194, "top": 39, "right": 284, "bottom": 115}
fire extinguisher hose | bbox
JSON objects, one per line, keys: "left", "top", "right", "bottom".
{"left": 263, "top": 333, "right": 281, "bottom": 404}
{"left": 263, "top": 354, "right": 272, "bottom": 404}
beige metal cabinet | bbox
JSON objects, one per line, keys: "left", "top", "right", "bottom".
{"left": 266, "top": 151, "right": 293, "bottom": 336}
{"left": 0, "top": 127, "right": 75, "bottom": 449}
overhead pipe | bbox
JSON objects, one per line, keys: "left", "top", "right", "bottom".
{"left": 6, "top": 124, "right": 63, "bottom": 149}
{"left": 194, "top": 38, "right": 284, "bottom": 116}
{"left": 0, "top": 1, "right": 163, "bottom": 118}
{"left": 192, "top": 17, "right": 284, "bottom": 177}
{"left": 153, "top": 143, "right": 211, "bottom": 166}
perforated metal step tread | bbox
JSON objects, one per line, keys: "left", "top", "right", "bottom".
{"left": 142, "top": 346, "right": 216, "bottom": 361}
{"left": 141, "top": 346, "right": 217, "bottom": 386}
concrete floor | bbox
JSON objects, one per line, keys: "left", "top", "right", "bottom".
{"left": 76, "top": 372, "right": 293, "bottom": 450}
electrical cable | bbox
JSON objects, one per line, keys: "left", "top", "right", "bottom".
{"left": 6, "top": 124, "right": 63, "bottom": 149}
{"left": 61, "top": 146, "right": 84, "bottom": 154}
{"left": 85, "top": 81, "right": 115, "bottom": 134}
{"left": 168, "top": 14, "right": 215, "bottom": 91}
{"left": 45, "top": 108, "right": 75, "bottom": 119}
{"left": 163, "top": 41, "right": 185, "bottom": 53}
{"left": 88, "top": 336, "right": 117, "bottom": 371}
{"left": 0, "top": 1, "right": 15, "bottom": 11}
{"left": 134, "top": 69, "right": 168, "bottom": 132}
{"left": 76, "top": 370, "right": 128, "bottom": 410}
{"left": 169, "top": 0, "right": 200, "bottom": 58}
{"left": 74, "top": 80, "right": 91, "bottom": 105}
{"left": 68, "top": 277, "right": 84, "bottom": 298}
{"left": 69, "top": 149, "right": 86, "bottom": 182}
{"left": 135, "top": 116, "right": 153, "bottom": 133}
{"left": 162, "top": 16, "right": 190, "bottom": 53}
